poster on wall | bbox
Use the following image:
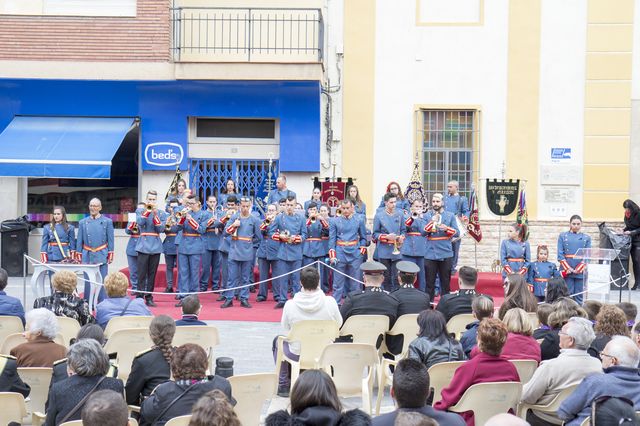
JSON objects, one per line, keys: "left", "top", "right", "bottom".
{"left": 485, "top": 179, "right": 520, "bottom": 216}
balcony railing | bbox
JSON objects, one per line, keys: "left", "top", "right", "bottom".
{"left": 171, "top": 7, "right": 324, "bottom": 63}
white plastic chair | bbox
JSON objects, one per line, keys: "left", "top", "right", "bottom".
{"left": 339, "top": 315, "right": 389, "bottom": 348}
{"left": 165, "top": 414, "right": 192, "bottom": 426}
{"left": 428, "top": 361, "right": 466, "bottom": 404}
{"left": 228, "top": 373, "right": 277, "bottom": 426}
{"left": 56, "top": 316, "right": 81, "bottom": 346}
{"left": 0, "top": 392, "right": 28, "bottom": 425}
{"left": 104, "top": 316, "right": 154, "bottom": 339}
{"left": 510, "top": 359, "right": 538, "bottom": 384}
{"left": 103, "top": 328, "right": 153, "bottom": 381}
{"left": 172, "top": 325, "right": 220, "bottom": 370}
{"left": 380, "top": 313, "right": 419, "bottom": 359}
{"left": 0, "top": 316, "right": 25, "bottom": 349}
{"left": 527, "top": 312, "right": 540, "bottom": 329}
{"left": 448, "top": 382, "right": 522, "bottom": 426}
{"left": 517, "top": 384, "right": 578, "bottom": 420}
{"left": 17, "top": 367, "right": 52, "bottom": 415}
{"left": 446, "top": 313, "right": 475, "bottom": 340}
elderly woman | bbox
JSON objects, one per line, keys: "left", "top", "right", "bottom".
{"left": 96, "top": 272, "right": 152, "bottom": 329}
{"left": 496, "top": 307, "right": 541, "bottom": 362}
{"left": 407, "top": 310, "right": 465, "bottom": 370}
{"left": 540, "top": 297, "right": 587, "bottom": 360}
{"left": 140, "top": 343, "right": 235, "bottom": 426}
{"left": 434, "top": 318, "right": 520, "bottom": 426}
{"left": 588, "top": 304, "right": 630, "bottom": 359}
{"left": 34, "top": 270, "right": 94, "bottom": 325}
{"left": 126, "top": 315, "right": 175, "bottom": 407}
{"left": 10, "top": 308, "right": 66, "bottom": 367}
{"left": 520, "top": 317, "right": 601, "bottom": 425}
{"left": 45, "top": 339, "right": 123, "bottom": 425}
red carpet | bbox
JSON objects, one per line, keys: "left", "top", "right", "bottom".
{"left": 450, "top": 272, "right": 505, "bottom": 299}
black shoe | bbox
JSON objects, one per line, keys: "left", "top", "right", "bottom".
{"left": 221, "top": 299, "right": 233, "bottom": 309}
{"left": 249, "top": 286, "right": 256, "bottom": 293}
{"left": 274, "top": 301, "right": 285, "bottom": 309}
{"left": 240, "top": 300, "right": 252, "bottom": 308}
{"left": 277, "top": 385, "right": 290, "bottom": 398}
{"left": 174, "top": 300, "right": 183, "bottom": 307}
{"left": 164, "top": 287, "right": 174, "bottom": 293}
{"left": 256, "top": 296, "right": 267, "bottom": 302}
{"left": 174, "top": 295, "right": 180, "bottom": 300}
{"left": 234, "top": 295, "right": 240, "bottom": 301}
{"left": 146, "top": 299, "right": 157, "bottom": 307}
{"left": 216, "top": 295, "right": 225, "bottom": 302}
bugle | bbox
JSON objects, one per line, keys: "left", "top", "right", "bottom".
{"left": 175, "top": 208, "right": 191, "bottom": 219}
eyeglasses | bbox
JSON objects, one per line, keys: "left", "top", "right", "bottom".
{"left": 599, "top": 352, "right": 616, "bottom": 360}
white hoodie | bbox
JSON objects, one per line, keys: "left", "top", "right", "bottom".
{"left": 281, "top": 289, "right": 343, "bottom": 332}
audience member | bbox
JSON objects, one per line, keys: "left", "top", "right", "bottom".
{"left": 10, "top": 308, "right": 66, "bottom": 367}
{"left": 337, "top": 409, "right": 372, "bottom": 426}
{"left": 588, "top": 305, "right": 629, "bottom": 359}
{"left": 583, "top": 300, "right": 603, "bottom": 324}
{"left": 632, "top": 321, "right": 640, "bottom": 353}
{"left": 558, "top": 336, "right": 640, "bottom": 426}
{"left": 126, "top": 315, "right": 176, "bottom": 407}
{"left": 532, "top": 303, "right": 554, "bottom": 340}
{"left": 140, "top": 344, "right": 235, "bottom": 425}
{"left": 188, "top": 389, "right": 241, "bottom": 426}
{"left": 436, "top": 266, "right": 478, "bottom": 322}
{"left": 540, "top": 298, "right": 586, "bottom": 360}
{"left": 407, "top": 310, "right": 465, "bottom": 370}
{"left": 0, "top": 267, "right": 25, "bottom": 325}
{"left": 81, "top": 390, "right": 130, "bottom": 426}
{"left": 460, "top": 295, "right": 493, "bottom": 357}
{"left": 434, "top": 318, "right": 520, "bottom": 426}
{"left": 265, "top": 369, "right": 342, "bottom": 426}
{"left": 176, "top": 295, "right": 207, "bottom": 326}
{"left": 499, "top": 308, "right": 541, "bottom": 362}
{"left": 34, "top": 270, "right": 94, "bottom": 325}
{"left": 616, "top": 302, "right": 637, "bottom": 330}
{"left": 392, "top": 411, "right": 437, "bottom": 426}
{"left": 580, "top": 396, "right": 639, "bottom": 426}
{"left": 371, "top": 358, "right": 465, "bottom": 426}
{"left": 275, "top": 267, "right": 343, "bottom": 396}
{"left": 392, "top": 261, "right": 431, "bottom": 317}
{"left": 521, "top": 317, "right": 601, "bottom": 425}
{"left": 45, "top": 339, "right": 124, "bottom": 425}
{"left": 96, "top": 272, "right": 152, "bottom": 329}
{"left": 0, "top": 353, "right": 30, "bottom": 397}
{"left": 544, "top": 277, "right": 569, "bottom": 304}
{"left": 498, "top": 274, "right": 537, "bottom": 320}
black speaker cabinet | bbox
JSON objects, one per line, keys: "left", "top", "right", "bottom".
{"left": 1, "top": 228, "right": 28, "bottom": 277}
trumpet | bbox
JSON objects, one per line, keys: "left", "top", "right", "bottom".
{"left": 175, "top": 208, "right": 191, "bottom": 219}
{"left": 392, "top": 238, "right": 402, "bottom": 255}
{"left": 310, "top": 214, "right": 317, "bottom": 224}
{"left": 131, "top": 223, "right": 139, "bottom": 233}
{"left": 264, "top": 214, "right": 275, "bottom": 225}
{"left": 164, "top": 215, "right": 175, "bottom": 231}
{"left": 336, "top": 208, "right": 343, "bottom": 217}
{"left": 145, "top": 203, "right": 154, "bottom": 212}
{"left": 281, "top": 229, "right": 292, "bottom": 244}
{"left": 412, "top": 211, "right": 420, "bottom": 219}
{"left": 432, "top": 213, "right": 442, "bottom": 226}
{"left": 226, "top": 209, "right": 237, "bottom": 219}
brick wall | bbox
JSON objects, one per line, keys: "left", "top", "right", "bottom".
{"left": 0, "top": 0, "right": 170, "bottom": 62}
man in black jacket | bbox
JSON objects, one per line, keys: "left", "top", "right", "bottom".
{"left": 392, "top": 261, "right": 431, "bottom": 316}
{"left": 436, "top": 266, "right": 478, "bottom": 322}
{"left": 0, "top": 354, "right": 30, "bottom": 397}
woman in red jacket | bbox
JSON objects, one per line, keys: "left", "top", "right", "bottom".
{"left": 434, "top": 318, "right": 520, "bottom": 426}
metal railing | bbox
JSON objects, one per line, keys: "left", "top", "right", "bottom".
{"left": 171, "top": 7, "right": 323, "bottom": 62}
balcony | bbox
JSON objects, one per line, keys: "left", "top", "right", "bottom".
{"left": 171, "top": 7, "right": 324, "bottom": 63}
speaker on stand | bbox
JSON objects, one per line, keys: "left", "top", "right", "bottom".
{"left": 1, "top": 221, "right": 30, "bottom": 277}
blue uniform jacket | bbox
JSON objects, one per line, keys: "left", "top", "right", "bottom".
{"left": 422, "top": 210, "right": 459, "bottom": 260}
{"left": 162, "top": 209, "right": 179, "bottom": 256}
{"left": 444, "top": 193, "right": 470, "bottom": 217}
{"left": 329, "top": 214, "right": 367, "bottom": 263}
{"left": 257, "top": 220, "right": 280, "bottom": 260}
{"left": 273, "top": 213, "right": 307, "bottom": 261}
{"left": 217, "top": 208, "right": 236, "bottom": 254}
{"left": 77, "top": 215, "right": 114, "bottom": 264}
{"left": 224, "top": 213, "right": 261, "bottom": 262}
{"left": 354, "top": 202, "right": 367, "bottom": 218}
{"left": 558, "top": 231, "right": 591, "bottom": 277}
{"left": 303, "top": 218, "right": 330, "bottom": 258}
{"left": 303, "top": 199, "right": 323, "bottom": 215}
{"left": 202, "top": 210, "right": 222, "bottom": 251}
{"left": 135, "top": 208, "right": 165, "bottom": 254}
{"left": 373, "top": 209, "right": 406, "bottom": 260}
{"left": 500, "top": 239, "right": 531, "bottom": 277}
{"left": 125, "top": 224, "right": 140, "bottom": 257}
{"left": 527, "top": 261, "right": 559, "bottom": 297}
{"left": 267, "top": 189, "right": 297, "bottom": 205}
{"left": 41, "top": 223, "right": 76, "bottom": 262}
{"left": 401, "top": 215, "right": 427, "bottom": 257}
{"left": 378, "top": 197, "right": 410, "bottom": 213}
{"left": 177, "top": 210, "right": 207, "bottom": 255}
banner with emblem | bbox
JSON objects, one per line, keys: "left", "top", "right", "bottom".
{"left": 405, "top": 159, "right": 428, "bottom": 211}
{"left": 516, "top": 188, "right": 530, "bottom": 241}
{"left": 486, "top": 179, "right": 520, "bottom": 216}
{"left": 468, "top": 189, "right": 482, "bottom": 242}
{"left": 321, "top": 181, "right": 346, "bottom": 210}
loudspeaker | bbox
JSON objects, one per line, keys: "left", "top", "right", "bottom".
{"left": 1, "top": 228, "right": 28, "bottom": 277}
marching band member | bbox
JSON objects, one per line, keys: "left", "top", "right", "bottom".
{"left": 267, "top": 174, "right": 297, "bottom": 205}
{"left": 422, "top": 193, "right": 459, "bottom": 300}
{"left": 373, "top": 192, "right": 406, "bottom": 292}
{"left": 162, "top": 198, "right": 180, "bottom": 293}
{"left": 303, "top": 187, "right": 322, "bottom": 214}
{"left": 76, "top": 198, "right": 114, "bottom": 302}
{"left": 500, "top": 223, "right": 531, "bottom": 281}
{"left": 328, "top": 199, "right": 368, "bottom": 303}
{"left": 257, "top": 204, "right": 280, "bottom": 302}
{"left": 217, "top": 179, "right": 237, "bottom": 208}
{"left": 527, "top": 245, "right": 558, "bottom": 302}
{"left": 272, "top": 196, "right": 306, "bottom": 308}
{"left": 221, "top": 196, "right": 261, "bottom": 309}
{"left": 125, "top": 202, "right": 144, "bottom": 295}
{"left": 318, "top": 204, "right": 331, "bottom": 292}
{"left": 302, "top": 202, "right": 330, "bottom": 292}
{"left": 199, "top": 195, "right": 222, "bottom": 292}
{"left": 175, "top": 195, "right": 207, "bottom": 307}
{"left": 444, "top": 180, "right": 470, "bottom": 274}
{"left": 558, "top": 215, "right": 591, "bottom": 304}
{"left": 135, "top": 190, "right": 166, "bottom": 307}
{"left": 217, "top": 195, "right": 238, "bottom": 302}
{"left": 165, "top": 178, "right": 187, "bottom": 210}
{"left": 401, "top": 199, "right": 427, "bottom": 292}
{"left": 40, "top": 206, "right": 76, "bottom": 263}
{"left": 377, "top": 181, "right": 410, "bottom": 213}
{"left": 347, "top": 185, "right": 367, "bottom": 218}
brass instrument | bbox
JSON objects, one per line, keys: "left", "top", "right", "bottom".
{"left": 336, "top": 208, "right": 343, "bottom": 217}
{"left": 226, "top": 209, "right": 237, "bottom": 219}
{"left": 310, "top": 214, "right": 317, "bottom": 224}
{"left": 281, "top": 229, "right": 292, "bottom": 244}
{"left": 264, "top": 214, "right": 275, "bottom": 225}
{"left": 145, "top": 203, "right": 154, "bottom": 212}
{"left": 412, "top": 211, "right": 420, "bottom": 219}
{"left": 164, "top": 215, "right": 174, "bottom": 231}
{"left": 392, "top": 238, "right": 402, "bottom": 255}
{"left": 131, "top": 223, "right": 139, "bottom": 233}
{"left": 175, "top": 207, "right": 191, "bottom": 219}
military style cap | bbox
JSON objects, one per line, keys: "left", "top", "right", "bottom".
{"left": 360, "top": 261, "right": 387, "bottom": 274}
{"left": 396, "top": 260, "right": 420, "bottom": 274}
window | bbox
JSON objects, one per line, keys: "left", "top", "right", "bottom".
{"left": 196, "top": 118, "right": 275, "bottom": 139}
{"left": 420, "top": 110, "right": 477, "bottom": 198}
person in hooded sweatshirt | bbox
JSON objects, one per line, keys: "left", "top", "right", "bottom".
{"left": 274, "top": 267, "right": 343, "bottom": 396}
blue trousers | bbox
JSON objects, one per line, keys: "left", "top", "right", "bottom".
{"left": 127, "top": 255, "right": 138, "bottom": 291}
{"left": 566, "top": 276, "right": 584, "bottom": 305}
{"left": 220, "top": 252, "right": 229, "bottom": 291}
{"left": 84, "top": 263, "right": 107, "bottom": 303}
{"left": 200, "top": 249, "right": 221, "bottom": 291}
{"left": 303, "top": 256, "right": 329, "bottom": 292}
{"left": 258, "top": 258, "right": 277, "bottom": 300}
{"left": 451, "top": 239, "right": 461, "bottom": 273}
{"left": 165, "top": 254, "right": 176, "bottom": 289}
{"left": 403, "top": 255, "right": 426, "bottom": 292}
{"left": 225, "top": 260, "right": 252, "bottom": 301}
{"left": 275, "top": 260, "right": 301, "bottom": 302}
{"left": 178, "top": 253, "right": 201, "bottom": 298}
{"left": 332, "top": 257, "right": 362, "bottom": 303}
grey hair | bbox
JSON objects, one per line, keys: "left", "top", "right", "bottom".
{"left": 26, "top": 308, "right": 59, "bottom": 339}
{"left": 67, "top": 339, "right": 110, "bottom": 377}
{"left": 607, "top": 336, "right": 640, "bottom": 368}
{"left": 565, "top": 317, "right": 596, "bottom": 349}
{"left": 432, "top": 193, "right": 444, "bottom": 201}
{"left": 448, "top": 180, "right": 459, "bottom": 187}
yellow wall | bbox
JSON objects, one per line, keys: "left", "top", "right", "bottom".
{"left": 505, "top": 0, "right": 541, "bottom": 218}
{"left": 582, "top": 0, "right": 634, "bottom": 220}
{"left": 342, "top": 0, "right": 376, "bottom": 214}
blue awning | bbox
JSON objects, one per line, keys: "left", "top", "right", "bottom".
{"left": 0, "top": 116, "right": 135, "bottom": 179}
